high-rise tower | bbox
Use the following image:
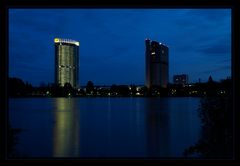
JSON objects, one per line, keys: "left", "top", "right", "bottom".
{"left": 54, "top": 38, "right": 79, "bottom": 88}
{"left": 145, "top": 39, "right": 169, "bottom": 89}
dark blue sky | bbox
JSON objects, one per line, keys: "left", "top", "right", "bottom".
{"left": 9, "top": 9, "right": 231, "bottom": 86}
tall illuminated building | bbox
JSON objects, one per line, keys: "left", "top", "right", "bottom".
{"left": 54, "top": 38, "right": 79, "bottom": 88}
{"left": 145, "top": 39, "right": 169, "bottom": 89}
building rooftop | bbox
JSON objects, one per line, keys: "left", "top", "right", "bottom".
{"left": 146, "top": 38, "right": 168, "bottom": 47}
{"left": 54, "top": 38, "right": 79, "bottom": 46}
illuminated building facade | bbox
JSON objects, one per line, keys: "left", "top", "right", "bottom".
{"left": 173, "top": 74, "right": 188, "bottom": 85}
{"left": 145, "top": 39, "right": 169, "bottom": 89}
{"left": 54, "top": 38, "right": 79, "bottom": 88}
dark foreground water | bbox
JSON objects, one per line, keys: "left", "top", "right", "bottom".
{"left": 9, "top": 97, "right": 201, "bottom": 158}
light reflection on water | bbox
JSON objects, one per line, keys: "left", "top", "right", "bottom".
{"left": 145, "top": 98, "right": 170, "bottom": 157}
{"left": 53, "top": 98, "right": 79, "bottom": 157}
{"left": 9, "top": 97, "right": 201, "bottom": 158}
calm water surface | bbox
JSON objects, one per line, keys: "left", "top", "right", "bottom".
{"left": 9, "top": 97, "right": 201, "bottom": 158}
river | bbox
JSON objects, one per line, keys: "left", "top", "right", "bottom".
{"left": 8, "top": 97, "right": 201, "bottom": 158}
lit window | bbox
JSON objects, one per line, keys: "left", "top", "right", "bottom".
{"left": 151, "top": 52, "right": 155, "bottom": 55}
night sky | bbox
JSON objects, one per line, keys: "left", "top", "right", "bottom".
{"left": 9, "top": 9, "right": 231, "bottom": 86}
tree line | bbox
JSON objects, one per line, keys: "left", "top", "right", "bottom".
{"left": 8, "top": 76, "right": 232, "bottom": 98}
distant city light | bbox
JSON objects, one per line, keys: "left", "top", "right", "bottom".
{"left": 220, "top": 91, "right": 225, "bottom": 94}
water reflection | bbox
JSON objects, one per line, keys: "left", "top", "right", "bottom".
{"left": 53, "top": 98, "right": 79, "bottom": 157}
{"left": 135, "top": 98, "right": 141, "bottom": 140}
{"left": 145, "top": 98, "right": 170, "bottom": 157}
{"left": 9, "top": 97, "right": 201, "bottom": 158}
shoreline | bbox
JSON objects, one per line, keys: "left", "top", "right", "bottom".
{"left": 8, "top": 95, "right": 204, "bottom": 98}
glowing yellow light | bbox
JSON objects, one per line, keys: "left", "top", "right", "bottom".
{"left": 54, "top": 38, "right": 60, "bottom": 43}
{"left": 54, "top": 38, "right": 79, "bottom": 46}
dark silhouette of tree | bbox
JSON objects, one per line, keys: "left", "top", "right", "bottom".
{"left": 184, "top": 78, "right": 233, "bottom": 158}
{"left": 148, "top": 85, "right": 168, "bottom": 97}
{"left": 109, "top": 84, "right": 130, "bottom": 96}
{"left": 140, "top": 86, "right": 148, "bottom": 96}
{"left": 79, "top": 88, "right": 86, "bottom": 96}
{"left": 110, "top": 84, "right": 117, "bottom": 95}
{"left": 8, "top": 77, "right": 28, "bottom": 96}
{"left": 86, "top": 81, "right": 94, "bottom": 95}
{"left": 8, "top": 76, "right": 232, "bottom": 98}
{"left": 49, "top": 83, "right": 61, "bottom": 97}
{"left": 206, "top": 75, "right": 219, "bottom": 96}
{"left": 117, "top": 85, "right": 130, "bottom": 96}
{"left": 220, "top": 78, "right": 232, "bottom": 96}
{"left": 63, "top": 83, "right": 74, "bottom": 96}
{"left": 130, "top": 84, "right": 137, "bottom": 96}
